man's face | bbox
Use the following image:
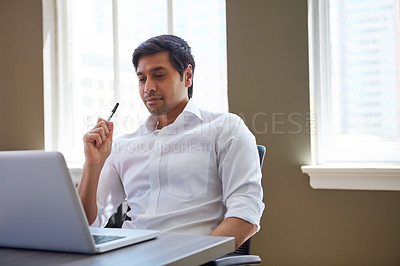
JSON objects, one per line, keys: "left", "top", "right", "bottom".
{"left": 136, "top": 51, "right": 192, "bottom": 118}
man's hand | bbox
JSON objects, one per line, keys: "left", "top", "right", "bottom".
{"left": 78, "top": 118, "right": 114, "bottom": 224}
{"left": 83, "top": 118, "right": 114, "bottom": 166}
{"left": 210, "top": 217, "right": 258, "bottom": 249}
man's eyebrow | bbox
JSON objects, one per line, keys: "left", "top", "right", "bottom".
{"left": 136, "top": 66, "right": 168, "bottom": 76}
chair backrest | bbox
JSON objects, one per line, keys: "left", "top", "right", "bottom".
{"left": 257, "top": 145, "right": 266, "bottom": 168}
{"left": 233, "top": 144, "right": 266, "bottom": 256}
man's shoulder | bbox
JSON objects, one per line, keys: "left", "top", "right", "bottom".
{"left": 199, "top": 108, "right": 243, "bottom": 124}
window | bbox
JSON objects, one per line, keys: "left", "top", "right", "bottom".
{"left": 302, "top": 0, "right": 400, "bottom": 190}
{"left": 43, "top": 0, "right": 228, "bottom": 168}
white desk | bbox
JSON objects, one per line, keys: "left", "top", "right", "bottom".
{"left": 0, "top": 234, "right": 235, "bottom": 265}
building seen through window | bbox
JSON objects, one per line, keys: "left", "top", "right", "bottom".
{"left": 312, "top": 0, "right": 400, "bottom": 164}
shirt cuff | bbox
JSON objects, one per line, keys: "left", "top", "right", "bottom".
{"left": 224, "top": 194, "right": 265, "bottom": 231}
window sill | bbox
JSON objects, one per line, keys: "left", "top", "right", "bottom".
{"left": 301, "top": 165, "right": 400, "bottom": 191}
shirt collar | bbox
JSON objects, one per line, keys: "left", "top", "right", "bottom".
{"left": 181, "top": 99, "right": 203, "bottom": 121}
{"left": 139, "top": 99, "right": 203, "bottom": 134}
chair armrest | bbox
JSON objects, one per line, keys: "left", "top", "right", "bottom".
{"left": 204, "top": 254, "right": 261, "bottom": 266}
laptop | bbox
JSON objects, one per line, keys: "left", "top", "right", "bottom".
{"left": 0, "top": 150, "right": 159, "bottom": 254}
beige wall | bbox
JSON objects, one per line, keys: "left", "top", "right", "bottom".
{"left": 1, "top": 0, "right": 400, "bottom": 265}
{"left": 0, "top": 0, "right": 44, "bottom": 150}
{"left": 226, "top": 0, "right": 400, "bottom": 265}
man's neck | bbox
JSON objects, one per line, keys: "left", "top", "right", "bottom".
{"left": 156, "top": 100, "right": 189, "bottom": 129}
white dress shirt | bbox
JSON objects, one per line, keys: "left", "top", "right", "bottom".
{"left": 92, "top": 100, "right": 265, "bottom": 235}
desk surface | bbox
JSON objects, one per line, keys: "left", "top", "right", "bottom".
{"left": 0, "top": 234, "right": 235, "bottom": 266}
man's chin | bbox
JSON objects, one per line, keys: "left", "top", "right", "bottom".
{"left": 147, "top": 106, "right": 167, "bottom": 116}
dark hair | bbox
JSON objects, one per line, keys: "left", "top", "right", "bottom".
{"left": 132, "top": 35, "right": 195, "bottom": 99}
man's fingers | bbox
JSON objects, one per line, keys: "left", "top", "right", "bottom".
{"left": 85, "top": 132, "right": 103, "bottom": 148}
{"left": 85, "top": 120, "right": 114, "bottom": 148}
{"left": 83, "top": 118, "right": 114, "bottom": 150}
{"left": 108, "top": 122, "right": 114, "bottom": 142}
{"left": 96, "top": 118, "right": 112, "bottom": 132}
{"left": 90, "top": 127, "right": 107, "bottom": 143}
{"left": 97, "top": 120, "right": 110, "bottom": 136}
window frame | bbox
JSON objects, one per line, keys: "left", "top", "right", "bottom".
{"left": 43, "top": 0, "right": 228, "bottom": 181}
{"left": 302, "top": 0, "right": 400, "bottom": 191}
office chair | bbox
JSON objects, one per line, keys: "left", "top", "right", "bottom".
{"left": 106, "top": 145, "right": 267, "bottom": 266}
{"left": 204, "top": 144, "right": 266, "bottom": 266}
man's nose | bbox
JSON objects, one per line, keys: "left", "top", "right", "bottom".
{"left": 144, "top": 79, "right": 156, "bottom": 93}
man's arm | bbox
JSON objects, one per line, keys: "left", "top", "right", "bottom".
{"left": 210, "top": 217, "right": 258, "bottom": 249}
{"left": 77, "top": 118, "right": 113, "bottom": 224}
{"left": 213, "top": 116, "right": 264, "bottom": 250}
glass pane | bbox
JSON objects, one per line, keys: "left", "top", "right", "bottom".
{"left": 117, "top": 0, "right": 168, "bottom": 135}
{"left": 65, "top": 0, "right": 115, "bottom": 165}
{"left": 329, "top": 0, "right": 400, "bottom": 147}
{"left": 173, "top": 0, "right": 228, "bottom": 112}
{"left": 56, "top": 0, "right": 228, "bottom": 166}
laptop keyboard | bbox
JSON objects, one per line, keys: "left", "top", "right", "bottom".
{"left": 92, "top": 234, "right": 126, "bottom": 245}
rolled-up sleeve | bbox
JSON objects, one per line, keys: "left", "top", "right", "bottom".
{"left": 217, "top": 115, "right": 265, "bottom": 230}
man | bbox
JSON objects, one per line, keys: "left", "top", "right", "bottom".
{"left": 77, "top": 35, "right": 264, "bottom": 249}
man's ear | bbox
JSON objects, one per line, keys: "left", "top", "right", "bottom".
{"left": 184, "top": 64, "right": 193, "bottom": 88}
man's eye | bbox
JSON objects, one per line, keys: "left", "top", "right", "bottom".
{"left": 155, "top": 74, "right": 164, "bottom": 78}
{"left": 138, "top": 77, "right": 146, "bottom": 82}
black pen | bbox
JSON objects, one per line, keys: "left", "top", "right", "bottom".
{"left": 107, "top": 103, "right": 119, "bottom": 121}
